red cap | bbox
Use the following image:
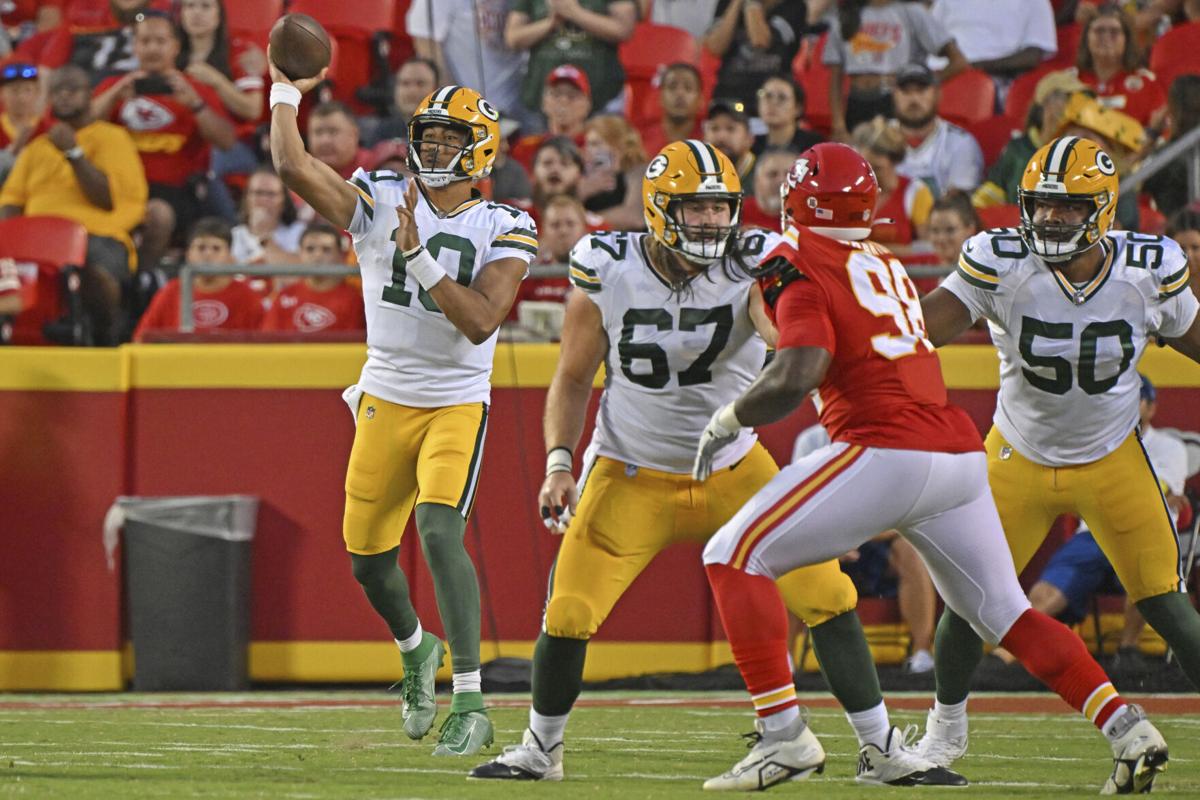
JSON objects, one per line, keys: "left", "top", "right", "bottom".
{"left": 546, "top": 64, "right": 590, "bottom": 97}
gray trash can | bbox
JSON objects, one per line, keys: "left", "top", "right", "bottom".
{"left": 104, "top": 496, "right": 258, "bottom": 691}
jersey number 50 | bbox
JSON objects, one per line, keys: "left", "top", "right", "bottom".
{"left": 845, "top": 251, "right": 933, "bottom": 359}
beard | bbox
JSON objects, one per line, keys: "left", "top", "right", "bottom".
{"left": 897, "top": 107, "right": 937, "bottom": 130}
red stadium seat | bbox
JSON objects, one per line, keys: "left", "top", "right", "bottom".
{"left": 290, "top": 0, "right": 396, "bottom": 114}
{"left": 1150, "top": 21, "right": 1200, "bottom": 92}
{"left": 938, "top": 68, "right": 996, "bottom": 126}
{"left": 796, "top": 33, "right": 847, "bottom": 135}
{"left": 965, "top": 116, "right": 1020, "bottom": 172}
{"left": 978, "top": 203, "right": 1021, "bottom": 230}
{"left": 1047, "top": 22, "right": 1082, "bottom": 68}
{"left": 0, "top": 216, "right": 89, "bottom": 345}
{"left": 226, "top": 0, "right": 284, "bottom": 48}
{"left": 620, "top": 23, "right": 700, "bottom": 130}
{"left": 289, "top": 0, "right": 395, "bottom": 34}
{"left": 1004, "top": 64, "right": 1057, "bottom": 124}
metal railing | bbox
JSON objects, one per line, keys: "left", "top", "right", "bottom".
{"left": 1121, "top": 123, "right": 1200, "bottom": 202}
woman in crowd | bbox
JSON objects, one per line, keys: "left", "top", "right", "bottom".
{"left": 851, "top": 118, "right": 933, "bottom": 253}
{"left": 752, "top": 74, "right": 823, "bottom": 156}
{"left": 1074, "top": 5, "right": 1166, "bottom": 128}
{"left": 230, "top": 169, "right": 304, "bottom": 265}
{"left": 579, "top": 114, "right": 646, "bottom": 230}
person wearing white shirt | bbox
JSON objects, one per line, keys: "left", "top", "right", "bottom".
{"left": 930, "top": 0, "right": 1057, "bottom": 78}
{"left": 892, "top": 64, "right": 983, "bottom": 197}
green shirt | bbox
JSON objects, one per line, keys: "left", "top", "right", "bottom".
{"left": 986, "top": 132, "right": 1037, "bottom": 204}
{"left": 513, "top": 0, "right": 629, "bottom": 112}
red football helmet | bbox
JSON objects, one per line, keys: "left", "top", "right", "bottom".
{"left": 781, "top": 142, "right": 879, "bottom": 241}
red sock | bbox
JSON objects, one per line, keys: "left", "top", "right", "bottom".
{"left": 1001, "top": 608, "right": 1126, "bottom": 731}
{"left": 707, "top": 563, "right": 798, "bottom": 718}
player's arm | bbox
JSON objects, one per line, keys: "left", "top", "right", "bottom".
{"left": 540, "top": 289, "right": 607, "bottom": 533}
{"left": 919, "top": 287, "right": 975, "bottom": 347}
{"left": 1164, "top": 311, "right": 1200, "bottom": 363}
{"left": 748, "top": 282, "right": 778, "bottom": 348}
{"left": 266, "top": 56, "right": 358, "bottom": 231}
{"left": 734, "top": 346, "right": 831, "bottom": 427}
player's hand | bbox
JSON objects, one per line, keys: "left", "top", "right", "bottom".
{"left": 692, "top": 402, "right": 743, "bottom": 482}
{"left": 539, "top": 471, "right": 579, "bottom": 535}
{"left": 267, "top": 46, "right": 329, "bottom": 95}
{"left": 394, "top": 179, "right": 422, "bottom": 253}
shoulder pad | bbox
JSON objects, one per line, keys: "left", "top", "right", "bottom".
{"left": 1111, "top": 231, "right": 1192, "bottom": 298}
{"left": 487, "top": 203, "right": 539, "bottom": 258}
{"left": 568, "top": 231, "right": 634, "bottom": 293}
{"left": 955, "top": 228, "right": 1029, "bottom": 291}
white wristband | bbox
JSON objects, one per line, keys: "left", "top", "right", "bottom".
{"left": 404, "top": 246, "right": 447, "bottom": 291}
{"left": 715, "top": 402, "right": 742, "bottom": 435}
{"left": 546, "top": 447, "right": 573, "bottom": 475}
{"left": 270, "top": 82, "right": 302, "bottom": 111}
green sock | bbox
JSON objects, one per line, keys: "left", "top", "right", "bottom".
{"left": 1136, "top": 591, "right": 1200, "bottom": 690}
{"left": 400, "top": 631, "right": 436, "bottom": 669}
{"left": 934, "top": 609, "right": 984, "bottom": 705}
{"left": 809, "top": 611, "right": 883, "bottom": 713}
{"left": 415, "top": 503, "right": 481, "bottom": 675}
{"left": 348, "top": 547, "right": 420, "bottom": 643}
{"left": 451, "top": 690, "right": 485, "bottom": 713}
{"left": 531, "top": 632, "right": 588, "bottom": 716}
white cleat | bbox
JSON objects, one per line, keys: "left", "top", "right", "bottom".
{"left": 703, "top": 714, "right": 826, "bottom": 792}
{"left": 1101, "top": 705, "right": 1168, "bottom": 795}
{"left": 468, "top": 729, "right": 564, "bottom": 781}
{"left": 914, "top": 707, "right": 969, "bottom": 768}
{"left": 856, "top": 725, "right": 968, "bottom": 786}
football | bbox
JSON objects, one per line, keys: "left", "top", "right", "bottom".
{"left": 268, "top": 13, "right": 331, "bottom": 82}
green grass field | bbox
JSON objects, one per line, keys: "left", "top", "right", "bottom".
{"left": 1, "top": 691, "right": 1197, "bottom": 798}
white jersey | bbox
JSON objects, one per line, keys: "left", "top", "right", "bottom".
{"left": 345, "top": 168, "right": 537, "bottom": 407}
{"left": 943, "top": 228, "right": 1199, "bottom": 466}
{"left": 570, "top": 230, "right": 778, "bottom": 473}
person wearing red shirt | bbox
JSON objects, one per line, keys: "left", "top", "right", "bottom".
{"left": 510, "top": 64, "right": 590, "bottom": 173}
{"left": 1074, "top": 6, "right": 1166, "bottom": 128}
{"left": 639, "top": 62, "right": 705, "bottom": 158}
{"left": 33, "top": 0, "right": 172, "bottom": 82}
{"left": 135, "top": 217, "right": 263, "bottom": 340}
{"left": 262, "top": 222, "right": 364, "bottom": 334}
{"left": 693, "top": 143, "right": 1164, "bottom": 792}
{"left": 739, "top": 147, "right": 796, "bottom": 230}
{"left": 506, "top": 194, "right": 586, "bottom": 322}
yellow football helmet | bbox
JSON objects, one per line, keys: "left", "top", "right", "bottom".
{"left": 1018, "top": 135, "right": 1118, "bottom": 263}
{"left": 407, "top": 85, "right": 500, "bottom": 187}
{"left": 643, "top": 139, "right": 742, "bottom": 264}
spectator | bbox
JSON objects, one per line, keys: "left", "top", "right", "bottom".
{"left": 262, "top": 222, "right": 364, "bottom": 334}
{"left": 579, "top": 114, "right": 646, "bottom": 230}
{"left": 1054, "top": 92, "right": 1145, "bottom": 230}
{"left": 648, "top": 0, "right": 720, "bottom": 39}
{"left": 893, "top": 63, "right": 983, "bottom": 198}
{"left": 407, "top": 0, "right": 530, "bottom": 129}
{"left": 517, "top": 136, "right": 606, "bottom": 227}
{"left": 0, "top": 257, "right": 20, "bottom": 317}
{"left": 490, "top": 118, "right": 534, "bottom": 204}
{"left": 0, "top": 64, "right": 147, "bottom": 345}
{"left": 822, "top": 0, "right": 968, "bottom": 142}
{"left": 926, "top": 190, "right": 981, "bottom": 267}
{"left": 0, "top": 62, "right": 45, "bottom": 182}
{"left": 506, "top": 194, "right": 581, "bottom": 322}
{"left": 702, "top": 0, "right": 806, "bottom": 117}
{"left": 640, "top": 62, "right": 704, "bottom": 158}
{"left": 91, "top": 10, "right": 235, "bottom": 270}
{"left": 307, "top": 101, "right": 369, "bottom": 182}
{"left": 510, "top": 64, "right": 591, "bottom": 172}
{"left": 703, "top": 98, "right": 756, "bottom": 183}
{"left": 230, "top": 169, "right": 304, "bottom": 265}
{"left": 35, "top": 0, "right": 165, "bottom": 84}
{"left": 505, "top": 0, "right": 637, "bottom": 115}
{"left": 134, "top": 217, "right": 264, "bottom": 340}
{"left": 852, "top": 117, "right": 933, "bottom": 250}
{"left": 1167, "top": 206, "right": 1200, "bottom": 298}
{"left": 973, "top": 70, "right": 1089, "bottom": 208}
{"left": 930, "top": 0, "right": 1056, "bottom": 79}
{"left": 1145, "top": 75, "right": 1200, "bottom": 220}
{"left": 368, "top": 56, "right": 439, "bottom": 146}
{"left": 740, "top": 146, "right": 796, "bottom": 229}
{"left": 1074, "top": 5, "right": 1166, "bottom": 128}
{"left": 752, "top": 74, "right": 822, "bottom": 157}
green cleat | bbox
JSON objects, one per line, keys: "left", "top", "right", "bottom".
{"left": 432, "top": 709, "right": 494, "bottom": 756}
{"left": 396, "top": 634, "right": 444, "bottom": 740}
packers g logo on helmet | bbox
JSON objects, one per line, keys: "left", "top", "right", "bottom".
{"left": 407, "top": 85, "right": 500, "bottom": 188}
{"left": 1017, "top": 136, "right": 1118, "bottom": 263}
{"left": 643, "top": 140, "right": 742, "bottom": 265}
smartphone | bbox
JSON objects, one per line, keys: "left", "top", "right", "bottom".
{"left": 133, "top": 75, "right": 173, "bottom": 96}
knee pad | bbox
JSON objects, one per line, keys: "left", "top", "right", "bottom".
{"left": 544, "top": 595, "right": 597, "bottom": 640}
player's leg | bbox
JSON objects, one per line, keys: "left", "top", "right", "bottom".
{"left": 342, "top": 392, "right": 438, "bottom": 739}
{"left": 471, "top": 458, "right": 677, "bottom": 780}
{"left": 905, "top": 451, "right": 1167, "bottom": 794}
{"left": 702, "top": 445, "right": 965, "bottom": 789}
{"left": 1077, "top": 432, "right": 1200, "bottom": 690}
{"left": 411, "top": 402, "right": 491, "bottom": 755}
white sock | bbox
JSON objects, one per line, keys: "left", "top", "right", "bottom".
{"left": 530, "top": 708, "right": 569, "bottom": 748}
{"left": 761, "top": 704, "right": 801, "bottom": 733}
{"left": 395, "top": 622, "right": 424, "bottom": 653}
{"left": 452, "top": 669, "right": 481, "bottom": 695}
{"left": 846, "top": 700, "right": 891, "bottom": 749}
{"left": 1101, "top": 704, "right": 1131, "bottom": 740}
{"left": 933, "top": 698, "right": 968, "bottom": 725}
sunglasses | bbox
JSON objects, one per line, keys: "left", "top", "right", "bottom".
{"left": 1, "top": 63, "right": 38, "bottom": 83}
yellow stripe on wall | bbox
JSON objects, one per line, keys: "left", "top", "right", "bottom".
{"left": 0, "top": 651, "right": 123, "bottom": 691}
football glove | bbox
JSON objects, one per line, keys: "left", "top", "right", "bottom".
{"left": 693, "top": 402, "right": 743, "bottom": 482}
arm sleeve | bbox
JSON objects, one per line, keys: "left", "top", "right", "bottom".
{"left": 940, "top": 234, "right": 1000, "bottom": 323}
{"left": 344, "top": 167, "right": 379, "bottom": 240}
{"left": 774, "top": 276, "right": 836, "bottom": 354}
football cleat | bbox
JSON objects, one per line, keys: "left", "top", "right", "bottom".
{"left": 914, "top": 707, "right": 968, "bottom": 768}
{"left": 395, "top": 633, "right": 444, "bottom": 740}
{"left": 469, "top": 728, "right": 564, "bottom": 780}
{"left": 432, "top": 709, "right": 494, "bottom": 756}
{"left": 703, "top": 714, "right": 825, "bottom": 791}
{"left": 856, "top": 725, "right": 968, "bottom": 786}
{"left": 1101, "top": 705, "right": 1168, "bottom": 795}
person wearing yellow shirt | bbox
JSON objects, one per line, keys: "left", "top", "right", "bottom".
{"left": 0, "top": 65, "right": 148, "bottom": 345}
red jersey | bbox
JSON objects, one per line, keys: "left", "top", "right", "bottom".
{"left": 510, "top": 132, "right": 586, "bottom": 173}
{"left": 94, "top": 74, "right": 228, "bottom": 187}
{"left": 1078, "top": 68, "right": 1166, "bottom": 127}
{"left": 262, "top": 281, "right": 365, "bottom": 333}
{"left": 135, "top": 277, "right": 265, "bottom": 340}
{"left": 740, "top": 197, "right": 779, "bottom": 230}
{"left": 760, "top": 226, "right": 982, "bottom": 453}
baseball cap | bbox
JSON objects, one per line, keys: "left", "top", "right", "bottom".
{"left": 1034, "top": 69, "right": 1089, "bottom": 105}
{"left": 895, "top": 63, "right": 936, "bottom": 88}
{"left": 0, "top": 62, "right": 38, "bottom": 85}
{"left": 546, "top": 64, "right": 591, "bottom": 97}
{"left": 707, "top": 98, "right": 750, "bottom": 126}
{"left": 1139, "top": 374, "right": 1157, "bottom": 403}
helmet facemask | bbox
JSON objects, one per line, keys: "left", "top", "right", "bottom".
{"left": 1018, "top": 189, "right": 1107, "bottom": 263}
{"left": 663, "top": 193, "right": 742, "bottom": 265}
{"left": 407, "top": 118, "right": 478, "bottom": 188}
